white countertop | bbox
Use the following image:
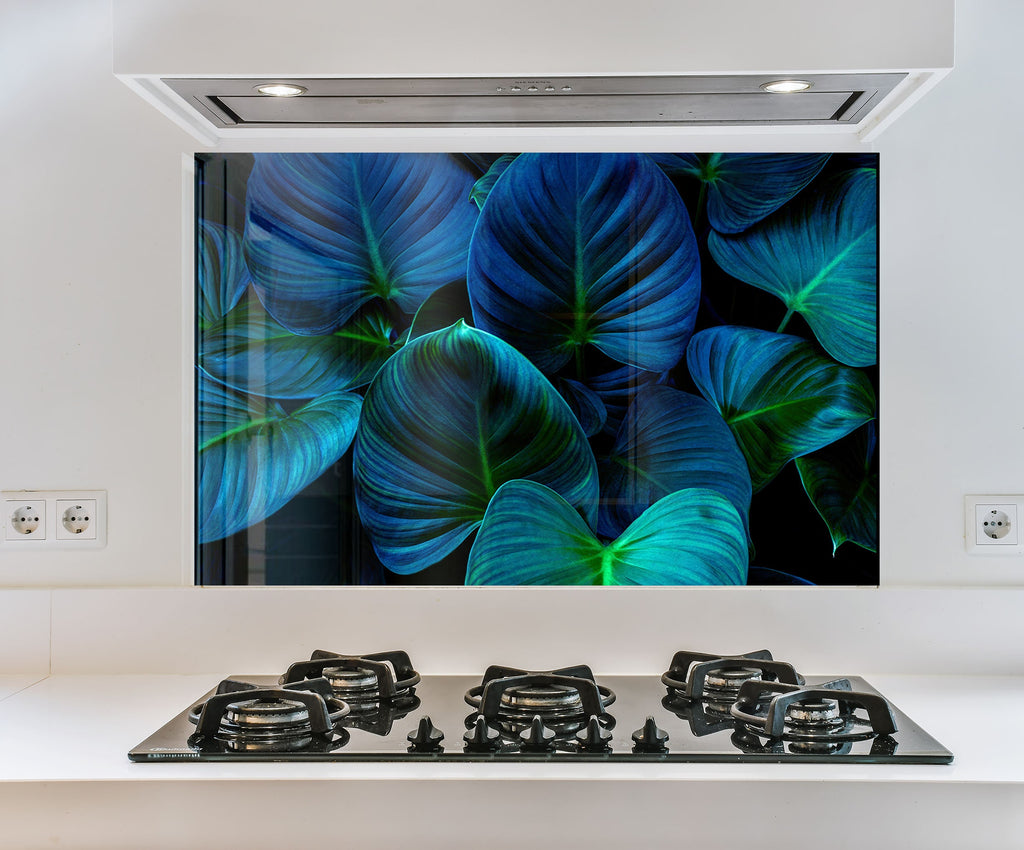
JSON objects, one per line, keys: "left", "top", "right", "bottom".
{"left": 1, "top": 673, "right": 1022, "bottom": 849}
{"left": 0, "top": 672, "right": 1020, "bottom": 783}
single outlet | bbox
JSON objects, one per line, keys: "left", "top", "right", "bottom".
{"left": 56, "top": 499, "right": 98, "bottom": 540}
{"left": 0, "top": 490, "right": 106, "bottom": 550}
{"left": 5, "top": 500, "right": 46, "bottom": 540}
{"left": 965, "top": 495, "right": 1024, "bottom": 556}
{"left": 978, "top": 506, "right": 1013, "bottom": 541}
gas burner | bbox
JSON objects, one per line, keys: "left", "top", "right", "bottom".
{"left": 280, "top": 650, "right": 421, "bottom": 708}
{"left": 730, "top": 677, "right": 899, "bottom": 745}
{"left": 465, "top": 665, "right": 616, "bottom": 739}
{"left": 786, "top": 696, "right": 846, "bottom": 735}
{"left": 187, "top": 677, "right": 350, "bottom": 753}
{"left": 661, "top": 649, "right": 804, "bottom": 706}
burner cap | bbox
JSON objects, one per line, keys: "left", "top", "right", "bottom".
{"left": 215, "top": 697, "right": 317, "bottom": 750}
{"left": 465, "top": 666, "right": 615, "bottom": 733}
{"left": 703, "top": 666, "right": 764, "bottom": 694}
{"left": 323, "top": 666, "right": 380, "bottom": 694}
{"left": 500, "top": 683, "right": 584, "bottom": 716}
{"left": 784, "top": 698, "right": 845, "bottom": 734}
{"left": 224, "top": 697, "right": 310, "bottom": 729}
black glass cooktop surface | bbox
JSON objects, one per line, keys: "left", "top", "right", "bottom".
{"left": 129, "top": 673, "right": 953, "bottom": 764}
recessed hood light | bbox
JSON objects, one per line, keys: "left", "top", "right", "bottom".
{"left": 255, "top": 83, "right": 307, "bottom": 97}
{"left": 760, "top": 80, "right": 813, "bottom": 93}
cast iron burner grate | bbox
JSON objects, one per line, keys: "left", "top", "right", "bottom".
{"left": 661, "top": 649, "right": 806, "bottom": 737}
{"left": 280, "top": 649, "right": 421, "bottom": 734}
{"left": 730, "top": 677, "right": 899, "bottom": 751}
{"left": 662, "top": 649, "right": 804, "bottom": 702}
{"left": 463, "top": 665, "right": 616, "bottom": 748}
{"left": 281, "top": 650, "right": 420, "bottom": 702}
{"left": 187, "top": 677, "right": 351, "bottom": 753}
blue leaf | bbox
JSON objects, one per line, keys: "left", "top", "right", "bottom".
{"left": 244, "top": 153, "right": 479, "bottom": 334}
{"left": 200, "top": 291, "right": 400, "bottom": 398}
{"left": 687, "top": 325, "right": 876, "bottom": 491}
{"left": 197, "top": 376, "right": 362, "bottom": 543}
{"left": 555, "top": 378, "right": 607, "bottom": 438}
{"left": 197, "top": 220, "right": 250, "bottom": 325}
{"left": 467, "top": 152, "right": 701, "bottom": 375}
{"left": 598, "top": 386, "right": 751, "bottom": 540}
{"left": 587, "top": 364, "right": 661, "bottom": 436}
{"left": 353, "top": 321, "right": 598, "bottom": 574}
{"left": 707, "top": 168, "right": 878, "bottom": 367}
{"left": 650, "top": 153, "right": 831, "bottom": 233}
{"left": 466, "top": 480, "right": 747, "bottom": 585}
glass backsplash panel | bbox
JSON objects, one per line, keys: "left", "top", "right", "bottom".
{"left": 195, "top": 152, "right": 878, "bottom": 586}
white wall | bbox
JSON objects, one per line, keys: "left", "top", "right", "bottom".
{"left": 876, "top": 0, "right": 1024, "bottom": 584}
{"left": 1, "top": 0, "right": 193, "bottom": 586}
{"left": 0, "top": 0, "right": 1021, "bottom": 587}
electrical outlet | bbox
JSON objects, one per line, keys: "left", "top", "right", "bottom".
{"left": 0, "top": 490, "right": 106, "bottom": 550}
{"left": 965, "top": 495, "right": 1024, "bottom": 556}
{"left": 56, "top": 499, "right": 98, "bottom": 540}
{"left": 4, "top": 500, "right": 46, "bottom": 541}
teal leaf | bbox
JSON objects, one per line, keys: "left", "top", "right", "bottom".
{"left": 353, "top": 321, "right": 599, "bottom": 574}
{"left": 200, "top": 291, "right": 400, "bottom": 398}
{"left": 555, "top": 378, "right": 607, "bottom": 438}
{"left": 707, "top": 168, "right": 878, "bottom": 367}
{"left": 651, "top": 153, "right": 831, "bottom": 233}
{"left": 197, "top": 220, "right": 250, "bottom": 326}
{"left": 244, "top": 153, "right": 478, "bottom": 335}
{"left": 467, "top": 152, "right": 701, "bottom": 375}
{"left": 796, "top": 423, "right": 878, "bottom": 554}
{"left": 466, "top": 480, "right": 747, "bottom": 585}
{"left": 687, "top": 325, "right": 876, "bottom": 491}
{"left": 197, "top": 377, "right": 362, "bottom": 543}
{"left": 470, "top": 153, "right": 518, "bottom": 210}
{"left": 598, "top": 386, "right": 751, "bottom": 540}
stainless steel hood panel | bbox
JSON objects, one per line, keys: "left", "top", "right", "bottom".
{"left": 167, "top": 74, "right": 903, "bottom": 129}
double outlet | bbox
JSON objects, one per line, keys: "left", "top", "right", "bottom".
{"left": 965, "top": 495, "right": 1024, "bottom": 556}
{"left": 2, "top": 490, "right": 107, "bottom": 549}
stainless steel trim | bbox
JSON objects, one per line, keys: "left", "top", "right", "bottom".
{"left": 164, "top": 73, "right": 907, "bottom": 128}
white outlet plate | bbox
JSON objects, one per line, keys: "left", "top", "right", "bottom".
{"left": 965, "top": 495, "right": 1024, "bottom": 556}
{"left": 0, "top": 490, "right": 106, "bottom": 550}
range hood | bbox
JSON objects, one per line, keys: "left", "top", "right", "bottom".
{"left": 162, "top": 74, "right": 908, "bottom": 130}
{"left": 113, "top": 0, "right": 953, "bottom": 144}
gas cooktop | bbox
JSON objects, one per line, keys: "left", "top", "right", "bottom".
{"left": 128, "top": 649, "right": 953, "bottom": 764}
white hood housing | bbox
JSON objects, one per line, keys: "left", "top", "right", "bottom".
{"left": 113, "top": 0, "right": 953, "bottom": 143}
